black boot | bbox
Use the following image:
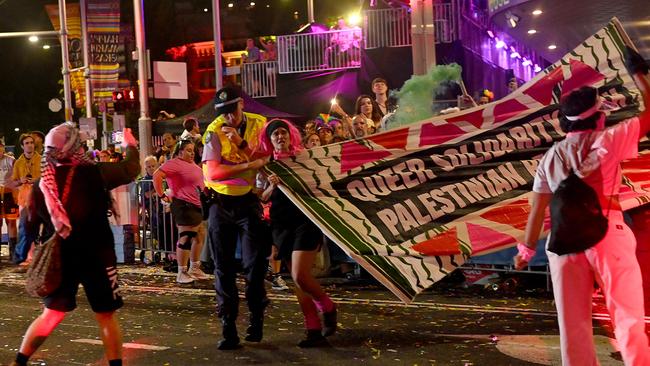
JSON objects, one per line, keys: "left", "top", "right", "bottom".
{"left": 321, "top": 308, "right": 338, "bottom": 337}
{"left": 298, "top": 329, "right": 329, "bottom": 348}
{"left": 244, "top": 313, "right": 263, "bottom": 342}
{"left": 217, "top": 318, "right": 241, "bottom": 350}
{"left": 8, "top": 238, "right": 17, "bottom": 264}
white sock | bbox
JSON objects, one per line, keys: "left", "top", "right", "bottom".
{"left": 190, "top": 261, "right": 201, "bottom": 270}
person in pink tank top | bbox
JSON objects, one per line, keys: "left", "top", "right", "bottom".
{"left": 153, "top": 139, "right": 208, "bottom": 284}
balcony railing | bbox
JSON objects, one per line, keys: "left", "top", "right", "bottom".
{"left": 241, "top": 61, "right": 278, "bottom": 98}
{"left": 363, "top": 8, "right": 411, "bottom": 49}
{"left": 277, "top": 29, "right": 363, "bottom": 74}
{"left": 432, "top": 1, "right": 460, "bottom": 43}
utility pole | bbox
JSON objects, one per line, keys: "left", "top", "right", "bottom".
{"left": 212, "top": 0, "right": 223, "bottom": 91}
{"left": 307, "top": 0, "right": 315, "bottom": 23}
{"left": 133, "top": 0, "right": 152, "bottom": 162}
{"left": 58, "top": 0, "right": 73, "bottom": 121}
{"left": 410, "top": 0, "right": 436, "bottom": 75}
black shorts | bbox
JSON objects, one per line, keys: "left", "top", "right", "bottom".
{"left": 44, "top": 247, "right": 123, "bottom": 313}
{"left": 272, "top": 221, "right": 322, "bottom": 261}
{"left": 0, "top": 190, "right": 19, "bottom": 220}
{"left": 170, "top": 198, "right": 203, "bottom": 226}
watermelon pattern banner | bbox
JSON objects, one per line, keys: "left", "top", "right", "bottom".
{"left": 265, "top": 19, "right": 650, "bottom": 303}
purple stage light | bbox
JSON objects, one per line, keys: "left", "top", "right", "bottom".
{"left": 522, "top": 58, "right": 532, "bottom": 66}
{"left": 487, "top": 30, "right": 495, "bottom": 38}
{"left": 534, "top": 64, "right": 542, "bottom": 72}
{"left": 510, "top": 52, "right": 520, "bottom": 59}
{"left": 495, "top": 38, "right": 505, "bottom": 49}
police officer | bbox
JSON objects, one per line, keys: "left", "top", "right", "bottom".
{"left": 202, "top": 87, "right": 270, "bottom": 350}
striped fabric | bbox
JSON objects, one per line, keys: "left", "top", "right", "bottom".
{"left": 265, "top": 19, "right": 650, "bottom": 303}
{"left": 87, "top": 0, "right": 120, "bottom": 104}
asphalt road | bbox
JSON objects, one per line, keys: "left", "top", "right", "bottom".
{"left": 0, "top": 263, "right": 632, "bottom": 366}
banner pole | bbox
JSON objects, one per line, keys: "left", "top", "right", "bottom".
{"left": 58, "top": 0, "right": 73, "bottom": 121}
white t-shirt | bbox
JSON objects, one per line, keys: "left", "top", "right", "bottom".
{"left": 533, "top": 117, "right": 640, "bottom": 197}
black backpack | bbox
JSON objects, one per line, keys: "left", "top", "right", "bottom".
{"left": 546, "top": 136, "right": 617, "bottom": 256}
{"left": 547, "top": 170, "right": 609, "bottom": 255}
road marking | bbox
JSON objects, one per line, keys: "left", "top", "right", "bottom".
{"left": 71, "top": 339, "right": 169, "bottom": 351}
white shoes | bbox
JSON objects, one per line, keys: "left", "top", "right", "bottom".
{"left": 188, "top": 266, "right": 210, "bottom": 280}
{"left": 176, "top": 270, "right": 195, "bottom": 284}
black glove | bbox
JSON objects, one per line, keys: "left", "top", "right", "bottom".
{"left": 625, "top": 46, "right": 649, "bottom": 75}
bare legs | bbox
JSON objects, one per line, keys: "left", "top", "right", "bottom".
{"left": 18, "top": 308, "right": 122, "bottom": 362}
{"left": 290, "top": 250, "right": 330, "bottom": 301}
{"left": 190, "top": 222, "right": 206, "bottom": 265}
{"left": 176, "top": 224, "right": 201, "bottom": 271}
{"left": 95, "top": 311, "right": 123, "bottom": 361}
{"left": 18, "top": 308, "right": 66, "bottom": 356}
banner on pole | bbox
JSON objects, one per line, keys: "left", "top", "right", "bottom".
{"left": 45, "top": 3, "right": 86, "bottom": 108}
{"left": 87, "top": 0, "right": 121, "bottom": 104}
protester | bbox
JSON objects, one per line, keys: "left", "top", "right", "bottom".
{"left": 11, "top": 133, "right": 41, "bottom": 264}
{"left": 371, "top": 77, "right": 397, "bottom": 117}
{"left": 254, "top": 173, "right": 289, "bottom": 292}
{"left": 258, "top": 119, "right": 337, "bottom": 347}
{"left": 153, "top": 139, "right": 209, "bottom": 284}
{"left": 11, "top": 124, "right": 140, "bottom": 366}
{"left": 303, "top": 120, "right": 317, "bottom": 138}
{"left": 514, "top": 49, "right": 650, "bottom": 366}
{"left": 317, "top": 122, "right": 334, "bottom": 145}
{"left": 329, "top": 119, "right": 349, "bottom": 141}
{"left": 303, "top": 133, "right": 321, "bottom": 149}
{"left": 202, "top": 86, "right": 270, "bottom": 350}
{"left": 352, "top": 115, "right": 369, "bottom": 138}
{"left": 477, "top": 89, "right": 494, "bottom": 105}
{"left": 354, "top": 94, "right": 382, "bottom": 133}
{"left": 0, "top": 139, "right": 17, "bottom": 262}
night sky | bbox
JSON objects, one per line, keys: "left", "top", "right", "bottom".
{"left": 0, "top": 0, "right": 364, "bottom": 147}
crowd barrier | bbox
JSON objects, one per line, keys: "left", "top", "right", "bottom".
{"left": 135, "top": 179, "right": 177, "bottom": 263}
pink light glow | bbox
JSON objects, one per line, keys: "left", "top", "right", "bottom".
{"left": 495, "top": 38, "right": 505, "bottom": 49}
{"left": 534, "top": 64, "right": 542, "bottom": 72}
{"left": 522, "top": 58, "right": 532, "bottom": 66}
{"left": 487, "top": 30, "right": 495, "bottom": 38}
{"left": 510, "top": 52, "right": 520, "bottom": 59}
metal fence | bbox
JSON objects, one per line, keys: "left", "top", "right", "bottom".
{"left": 135, "top": 179, "right": 177, "bottom": 263}
{"left": 433, "top": 1, "right": 460, "bottom": 44}
{"left": 363, "top": 7, "right": 412, "bottom": 49}
{"left": 241, "top": 61, "right": 278, "bottom": 98}
{"left": 277, "top": 28, "right": 363, "bottom": 74}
